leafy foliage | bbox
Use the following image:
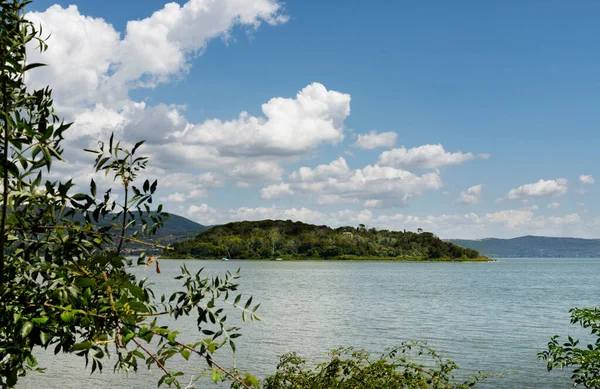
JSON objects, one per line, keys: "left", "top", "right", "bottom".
{"left": 168, "top": 220, "right": 485, "bottom": 261}
{"left": 538, "top": 307, "right": 600, "bottom": 388}
{"left": 0, "top": 2, "right": 259, "bottom": 388}
{"left": 262, "top": 342, "right": 488, "bottom": 389}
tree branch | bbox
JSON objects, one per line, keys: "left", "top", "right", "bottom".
{"left": 150, "top": 330, "right": 252, "bottom": 389}
{"left": 132, "top": 337, "right": 177, "bottom": 385}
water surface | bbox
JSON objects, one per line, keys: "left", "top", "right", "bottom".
{"left": 19, "top": 258, "right": 600, "bottom": 388}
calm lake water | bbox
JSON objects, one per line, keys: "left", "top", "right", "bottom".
{"left": 19, "top": 258, "right": 600, "bottom": 388}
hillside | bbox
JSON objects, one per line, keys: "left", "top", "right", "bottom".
{"left": 449, "top": 236, "right": 600, "bottom": 258}
{"left": 63, "top": 210, "right": 209, "bottom": 253}
{"left": 166, "top": 219, "right": 487, "bottom": 261}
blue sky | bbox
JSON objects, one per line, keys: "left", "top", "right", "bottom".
{"left": 26, "top": 0, "right": 600, "bottom": 238}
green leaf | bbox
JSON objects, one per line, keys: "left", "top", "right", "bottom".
{"left": 20, "top": 321, "right": 34, "bottom": 338}
{"left": 40, "top": 331, "right": 51, "bottom": 346}
{"left": 167, "top": 331, "right": 178, "bottom": 343}
{"left": 132, "top": 140, "right": 145, "bottom": 155}
{"left": 71, "top": 341, "right": 93, "bottom": 351}
{"left": 211, "top": 369, "right": 221, "bottom": 383}
{"left": 26, "top": 354, "right": 38, "bottom": 367}
{"left": 31, "top": 316, "right": 49, "bottom": 325}
{"left": 60, "top": 311, "right": 75, "bottom": 323}
{"left": 181, "top": 349, "right": 191, "bottom": 360}
{"left": 23, "top": 62, "right": 46, "bottom": 71}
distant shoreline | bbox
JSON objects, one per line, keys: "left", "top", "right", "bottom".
{"left": 159, "top": 255, "right": 493, "bottom": 263}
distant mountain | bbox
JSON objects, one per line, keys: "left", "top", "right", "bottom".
{"left": 449, "top": 236, "right": 600, "bottom": 258}
{"left": 62, "top": 209, "right": 209, "bottom": 252}
{"left": 153, "top": 213, "right": 210, "bottom": 241}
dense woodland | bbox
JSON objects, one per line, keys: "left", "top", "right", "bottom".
{"left": 167, "top": 219, "right": 485, "bottom": 260}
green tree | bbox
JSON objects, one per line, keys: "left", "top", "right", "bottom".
{"left": 0, "top": 1, "right": 259, "bottom": 388}
{"left": 538, "top": 307, "right": 600, "bottom": 388}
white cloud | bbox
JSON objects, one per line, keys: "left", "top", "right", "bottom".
{"left": 26, "top": 1, "right": 287, "bottom": 108}
{"left": 505, "top": 178, "right": 568, "bottom": 201}
{"left": 227, "top": 161, "right": 284, "bottom": 182}
{"left": 375, "top": 207, "right": 590, "bottom": 239}
{"left": 260, "top": 183, "right": 295, "bottom": 200}
{"left": 377, "top": 144, "right": 477, "bottom": 170}
{"left": 484, "top": 209, "right": 536, "bottom": 229}
{"left": 23, "top": 0, "right": 297, "bottom": 198}
{"left": 160, "top": 192, "right": 188, "bottom": 203}
{"left": 156, "top": 172, "right": 223, "bottom": 203}
{"left": 279, "top": 157, "right": 442, "bottom": 207}
{"left": 547, "top": 202, "right": 560, "bottom": 209}
{"left": 548, "top": 213, "right": 580, "bottom": 225}
{"left": 455, "top": 184, "right": 483, "bottom": 205}
{"left": 352, "top": 130, "right": 397, "bottom": 149}
{"left": 579, "top": 175, "right": 595, "bottom": 185}
{"left": 290, "top": 157, "right": 351, "bottom": 182}
{"left": 25, "top": 5, "right": 122, "bottom": 111}
{"left": 170, "top": 83, "right": 350, "bottom": 157}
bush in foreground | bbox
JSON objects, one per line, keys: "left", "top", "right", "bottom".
{"left": 262, "top": 342, "right": 487, "bottom": 389}
{"left": 539, "top": 307, "right": 600, "bottom": 389}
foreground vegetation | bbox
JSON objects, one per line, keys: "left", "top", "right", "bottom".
{"left": 167, "top": 220, "right": 487, "bottom": 261}
{"left": 262, "top": 342, "right": 488, "bottom": 389}
{"left": 538, "top": 307, "right": 600, "bottom": 389}
{"left": 0, "top": 1, "right": 597, "bottom": 388}
{"left": 0, "top": 3, "right": 258, "bottom": 387}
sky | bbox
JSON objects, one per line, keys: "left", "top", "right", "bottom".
{"left": 23, "top": 0, "right": 600, "bottom": 239}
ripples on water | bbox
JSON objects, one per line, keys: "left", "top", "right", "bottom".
{"left": 19, "top": 258, "right": 600, "bottom": 388}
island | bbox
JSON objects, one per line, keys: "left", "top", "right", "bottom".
{"left": 164, "top": 219, "right": 489, "bottom": 261}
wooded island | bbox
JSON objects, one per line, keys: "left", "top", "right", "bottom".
{"left": 165, "top": 219, "right": 488, "bottom": 261}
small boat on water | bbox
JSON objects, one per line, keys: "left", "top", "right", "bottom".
{"left": 221, "top": 257, "right": 229, "bottom": 261}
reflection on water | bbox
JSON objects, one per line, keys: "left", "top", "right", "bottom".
{"left": 19, "top": 258, "right": 600, "bottom": 388}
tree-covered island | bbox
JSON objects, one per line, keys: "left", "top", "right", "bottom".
{"left": 166, "top": 219, "right": 489, "bottom": 261}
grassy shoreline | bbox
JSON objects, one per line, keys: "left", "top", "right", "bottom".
{"left": 159, "top": 254, "right": 493, "bottom": 262}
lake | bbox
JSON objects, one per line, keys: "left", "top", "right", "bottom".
{"left": 19, "top": 258, "right": 600, "bottom": 388}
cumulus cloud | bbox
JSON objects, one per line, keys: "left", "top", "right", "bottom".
{"left": 156, "top": 172, "right": 223, "bottom": 203}
{"left": 484, "top": 209, "right": 536, "bottom": 229}
{"left": 579, "top": 175, "right": 595, "bottom": 185}
{"left": 455, "top": 184, "right": 483, "bottom": 205}
{"left": 352, "top": 130, "right": 397, "bottom": 149}
{"left": 170, "top": 83, "right": 350, "bottom": 157}
{"left": 377, "top": 144, "right": 478, "bottom": 170}
{"left": 547, "top": 202, "right": 560, "bottom": 209}
{"left": 26, "top": 1, "right": 287, "bottom": 108}
{"left": 260, "top": 183, "right": 295, "bottom": 200}
{"left": 273, "top": 157, "right": 442, "bottom": 207}
{"left": 22, "top": 0, "right": 298, "bottom": 201}
{"left": 505, "top": 178, "right": 568, "bottom": 201}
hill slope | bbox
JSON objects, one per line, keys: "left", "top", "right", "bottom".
{"left": 167, "top": 219, "right": 486, "bottom": 261}
{"left": 449, "top": 236, "right": 600, "bottom": 258}
{"left": 63, "top": 210, "right": 208, "bottom": 251}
